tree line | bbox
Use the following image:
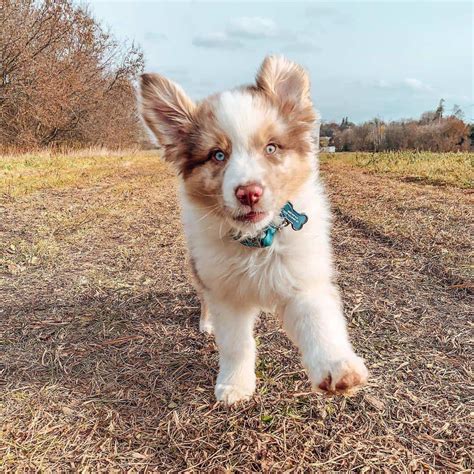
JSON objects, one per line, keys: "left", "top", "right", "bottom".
{"left": 1, "top": 1, "right": 472, "bottom": 152}
{"left": 0, "top": 0, "right": 144, "bottom": 151}
{"left": 321, "top": 100, "right": 472, "bottom": 152}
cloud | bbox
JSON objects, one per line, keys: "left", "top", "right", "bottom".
{"left": 192, "top": 16, "right": 320, "bottom": 54}
{"left": 192, "top": 32, "right": 244, "bottom": 50}
{"left": 144, "top": 31, "right": 167, "bottom": 42}
{"left": 402, "top": 78, "right": 433, "bottom": 92}
{"left": 227, "top": 17, "right": 278, "bottom": 39}
{"left": 369, "top": 78, "right": 434, "bottom": 93}
{"left": 192, "top": 16, "right": 278, "bottom": 49}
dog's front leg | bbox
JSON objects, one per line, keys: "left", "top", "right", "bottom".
{"left": 209, "top": 298, "right": 258, "bottom": 405}
{"left": 282, "top": 284, "right": 368, "bottom": 394}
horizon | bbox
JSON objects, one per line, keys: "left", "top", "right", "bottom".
{"left": 88, "top": 0, "right": 473, "bottom": 124}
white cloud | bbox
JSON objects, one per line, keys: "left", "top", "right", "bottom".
{"left": 370, "top": 78, "right": 433, "bottom": 93}
{"left": 192, "top": 32, "right": 244, "bottom": 50}
{"left": 402, "top": 78, "right": 433, "bottom": 92}
{"left": 227, "top": 17, "right": 278, "bottom": 39}
{"left": 192, "top": 16, "right": 320, "bottom": 54}
{"left": 193, "top": 16, "right": 279, "bottom": 50}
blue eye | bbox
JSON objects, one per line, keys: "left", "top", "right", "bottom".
{"left": 213, "top": 150, "right": 226, "bottom": 162}
{"left": 265, "top": 143, "right": 277, "bottom": 154}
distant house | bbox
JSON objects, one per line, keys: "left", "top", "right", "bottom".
{"left": 319, "top": 136, "right": 336, "bottom": 153}
{"left": 321, "top": 146, "right": 336, "bottom": 153}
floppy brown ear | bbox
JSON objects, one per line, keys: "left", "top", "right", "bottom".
{"left": 139, "top": 73, "right": 195, "bottom": 161}
{"left": 256, "top": 55, "right": 312, "bottom": 107}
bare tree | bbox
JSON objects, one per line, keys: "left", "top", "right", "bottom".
{"left": 327, "top": 101, "right": 470, "bottom": 152}
{"left": 0, "top": 0, "right": 144, "bottom": 150}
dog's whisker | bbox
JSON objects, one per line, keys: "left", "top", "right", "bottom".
{"left": 195, "top": 203, "right": 221, "bottom": 212}
{"left": 196, "top": 206, "right": 220, "bottom": 223}
{"left": 191, "top": 190, "right": 224, "bottom": 198}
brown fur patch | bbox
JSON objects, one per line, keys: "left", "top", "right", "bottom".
{"left": 245, "top": 97, "right": 314, "bottom": 206}
{"left": 181, "top": 101, "right": 232, "bottom": 179}
{"left": 178, "top": 100, "right": 233, "bottom": 214}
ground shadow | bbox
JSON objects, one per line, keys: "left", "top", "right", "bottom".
{"left": 3, "top": 287, "right": 218, "bottom": 416}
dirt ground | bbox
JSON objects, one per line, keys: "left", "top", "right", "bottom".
{"left": 1, "top": 152, "right": 472, "bottom": 471}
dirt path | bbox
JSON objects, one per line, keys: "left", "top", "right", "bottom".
{"left": 1, "top": 155, "right": 472, "bottom": 471}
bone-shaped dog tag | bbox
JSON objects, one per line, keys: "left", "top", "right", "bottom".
{"left": 280, "top": 202, "right": 308, "bottom": 231}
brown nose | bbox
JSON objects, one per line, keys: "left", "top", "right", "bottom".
{"left": 235, "top": 183, "right": 264, "bottom": 206}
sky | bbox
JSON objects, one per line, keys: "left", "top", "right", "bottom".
{"left": 88, "top": 0, "right": 473, "bottom": 123}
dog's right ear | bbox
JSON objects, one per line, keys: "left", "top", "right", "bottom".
{"left": 139, "top": 73, "right": 195, "bottom": 155}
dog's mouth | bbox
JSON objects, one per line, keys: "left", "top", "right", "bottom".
{"left": 223, "top": 203, "right": 275, "bottom": 234}
{"left": 235, "top": 211, "right": 268, "bottom": 223}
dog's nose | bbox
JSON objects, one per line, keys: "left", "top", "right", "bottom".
{"left": 235, "top": 183, "right": 264, "bottom": 206}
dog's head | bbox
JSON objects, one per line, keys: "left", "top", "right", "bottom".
{"left": 140, "top": 56, "right": 317, "bottom": 235}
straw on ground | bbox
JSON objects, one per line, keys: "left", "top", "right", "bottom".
{"left": 1, "top": 150, "right": 472, "bottom": 471}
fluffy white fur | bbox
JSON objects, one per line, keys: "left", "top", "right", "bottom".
{"left": 141, "top": 56, "right": 368, "bottom": 404}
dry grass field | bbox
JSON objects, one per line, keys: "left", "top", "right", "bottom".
{"left": 324, "top": 151, "right": 473, "bottom": 188}
{"left": 1, "top": 150, "right": 473, "bottom": 471}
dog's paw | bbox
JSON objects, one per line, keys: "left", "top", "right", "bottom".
{"left": 215, "top": 383, "right": 255, "bottom": 405}
{"left": 199, "top": 318, "right": 213, "bottom": 335}
{"left": 311, "top": 354, "right": 368, "bottom": 396}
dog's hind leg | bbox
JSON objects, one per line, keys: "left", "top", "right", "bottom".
{"left": 198, "top": 293, "right": 213, "bottom": 334}
{"left": 189, "top": 256, "right": 213, "bottom": 334}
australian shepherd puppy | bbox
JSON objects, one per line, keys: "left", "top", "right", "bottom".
{"left": 140, "top": 56, "right": 368, "bottom": 404}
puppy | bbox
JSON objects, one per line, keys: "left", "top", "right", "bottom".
{"left": 140, "top": 56, "right": 368, "bottom": 404}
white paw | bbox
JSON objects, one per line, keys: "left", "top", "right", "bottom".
{"left": 215, "top": 383, "right": 255, "bottom": 405}
{"left": 309, "top": 353, "right": 368, "bottom": 395}
{"left": 199, "top": 318, "right": 213, "bottom": 335}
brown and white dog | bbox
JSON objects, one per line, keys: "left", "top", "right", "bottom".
{"left": 140, "top": 56, "right": 368, "bottom": 404}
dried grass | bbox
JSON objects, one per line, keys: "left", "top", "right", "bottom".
{"left": 322, "top": 151, "right": 473, "bottom": 188}
{"left": 1, "top": 151, "right": 472, "bottom": 471}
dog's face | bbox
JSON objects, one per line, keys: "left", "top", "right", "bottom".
{"left": 140, "top": 56, "right": 317, "bottom": 235}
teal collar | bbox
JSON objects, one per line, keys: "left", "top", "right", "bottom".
{"left": 236, "top": 201, "right": 308, "bottom": 248}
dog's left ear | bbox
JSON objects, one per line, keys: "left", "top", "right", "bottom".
{"left": 256, "top": 55, "right": 312, "bottom": 107}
